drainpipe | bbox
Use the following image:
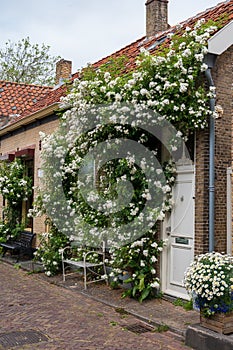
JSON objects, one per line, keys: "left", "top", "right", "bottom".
{"left": 204, "top": 53, "right": 217, "bottom": 252}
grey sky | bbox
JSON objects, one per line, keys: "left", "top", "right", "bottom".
{"left": 0, "top": 0, "right": 223, "bottom": 72}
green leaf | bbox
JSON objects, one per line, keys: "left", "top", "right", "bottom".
{"left": 121, "top": 289, "right": 132, "bottom": 299}
{"left": 139, "top": 288, "right": 150, "bottom": 302}
{"left": 138, "top": 274, "right": 145, "bottom": 291}
{"left": 132, "top": 285, "right": 139, "bottom": 297}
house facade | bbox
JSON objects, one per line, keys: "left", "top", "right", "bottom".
{"left": 0, "top": 0, "right": 233, "bottom": 299}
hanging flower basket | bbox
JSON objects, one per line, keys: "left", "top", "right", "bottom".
{"left": 200, "top": 311, "right": 233, "bottom": 334}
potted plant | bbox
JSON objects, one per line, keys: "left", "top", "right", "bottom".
{"left": 184, "top": 251, "right": 233, "bottom": 334}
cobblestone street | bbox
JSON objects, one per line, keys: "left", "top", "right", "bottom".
{"left": 0, "top": 262, "right": 192, "bottom": 349}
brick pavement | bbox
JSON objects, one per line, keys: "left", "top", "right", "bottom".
{"left": 0, "top": 261, "right": 193, "bottom": 349}
{"left": 35, "top": 261, "right": 199, "bottom": 337}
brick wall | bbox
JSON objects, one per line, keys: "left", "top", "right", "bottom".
{"left": 55, "top": 59, "right": 72, "bottom": 85}
{"left": 195, "top": 46, "right": 233, "bottom": 255}
{"left": 195, "top": 128, "right": 209, "bottom": 254}
{"left": 145, "top": 0, "right": 168, "bottom": 37}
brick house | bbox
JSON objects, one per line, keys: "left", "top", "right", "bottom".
{"left": 0, "top": 0, "right": 232, "bottom": 299}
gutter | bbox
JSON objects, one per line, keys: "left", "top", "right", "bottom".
{"left": 204, "top": 53, "right": 217, "bottom": 252}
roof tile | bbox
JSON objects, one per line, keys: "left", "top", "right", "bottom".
{"left": 0, "top": 81, "right": 51, "bottom": 121}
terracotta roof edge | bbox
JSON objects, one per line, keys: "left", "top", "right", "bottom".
{"left": 0, "top": 102, "right": 58, "bottom": 136}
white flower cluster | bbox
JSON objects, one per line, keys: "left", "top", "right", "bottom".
{"left": 184, "top": 252, "right": 233, "bottom": 302}
{"left": 0, "top": 160, "right": 31, "bottom": 202}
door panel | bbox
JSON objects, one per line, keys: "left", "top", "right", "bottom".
{"left": 162, "top": 166, "right": 194, "bottom": 299}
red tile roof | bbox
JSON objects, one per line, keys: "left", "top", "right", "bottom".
{"left": 20, "top": 84, "right": 66, "bottom": 117}
{"left": 0, "top": 81, "right": 51, "bottom": 121}
{"left": 5, "top": 0, "right": 233, "bottom": 125}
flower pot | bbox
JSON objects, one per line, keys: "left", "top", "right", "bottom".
{"left": 200, "top": 311, "right": 233, "bottom": 334}
{"left": 118, "top": 270, "right": 132, "bottom": 290}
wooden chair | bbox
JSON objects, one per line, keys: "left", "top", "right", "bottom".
{"left": 60, "top": 241, "right": 108, "bottom": 290}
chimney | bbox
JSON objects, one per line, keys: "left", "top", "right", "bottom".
{"left": 55, "top": 59, "right": 72, "bottom": 85}
{"left": 146, "top": 0, "right": 168, "bottom": 37}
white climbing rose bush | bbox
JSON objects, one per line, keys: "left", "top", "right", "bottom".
{"left": 33, "top": 19, "right": 221, "bottom": 300}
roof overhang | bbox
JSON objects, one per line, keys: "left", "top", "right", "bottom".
{"left": 0, "top": 102, "right": 58, "bottom": 136}
{"left": 208, "top": 20, "right": 233, "bottom": 55}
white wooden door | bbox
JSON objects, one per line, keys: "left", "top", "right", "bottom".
{"left": 162, "top": 164, "right": 195, "bottom": 299}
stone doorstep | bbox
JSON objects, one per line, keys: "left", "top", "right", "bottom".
{"left": 185, "top": 324, "right": 233, "bottom": 350}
